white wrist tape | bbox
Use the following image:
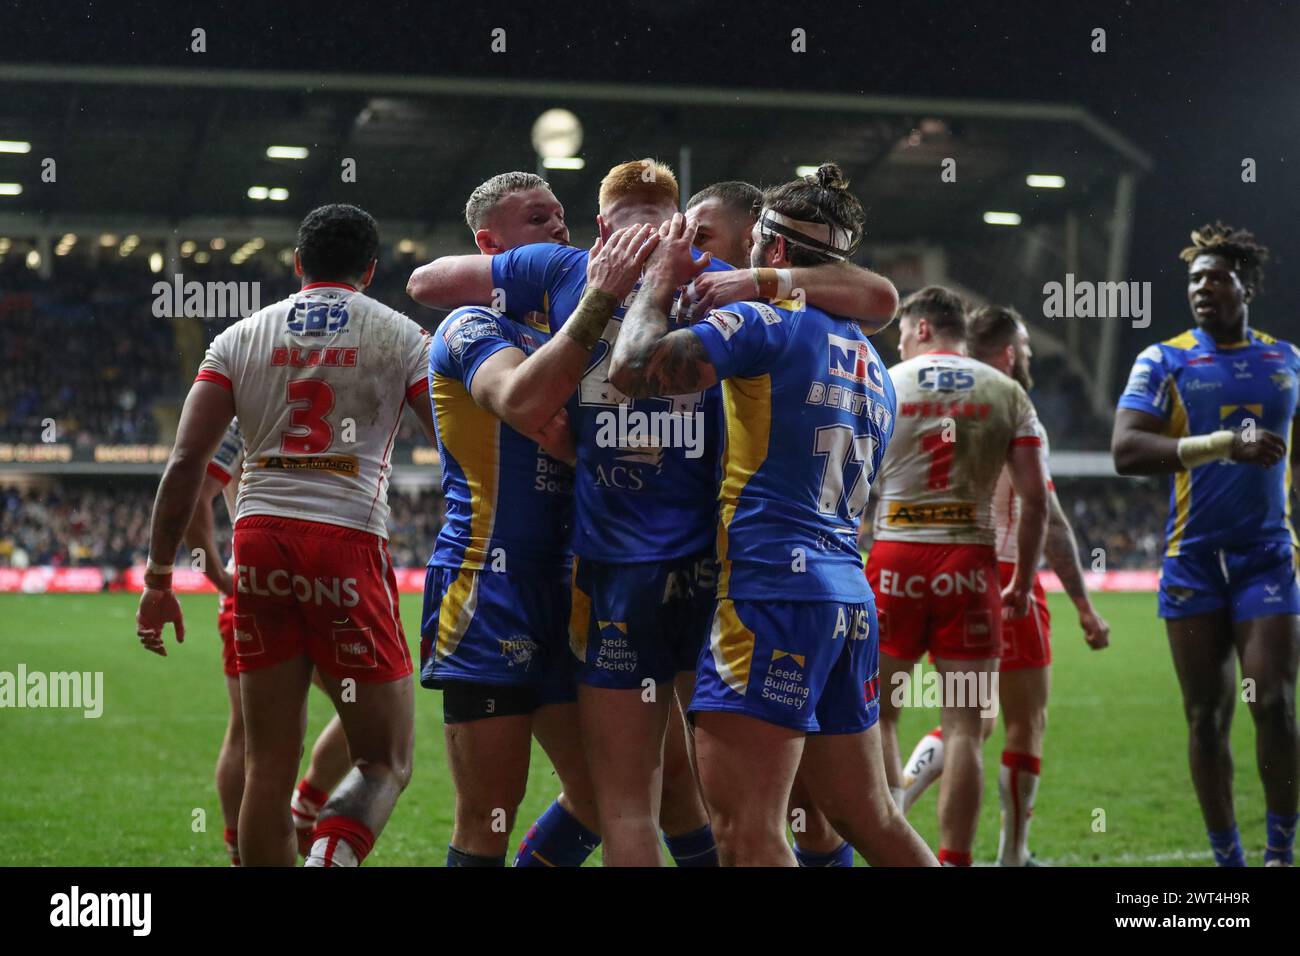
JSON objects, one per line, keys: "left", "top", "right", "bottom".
{"left": 1176, "top": 430, "right": 1234, "bottom": 469}
{"left": 146, "top": 559, "right": 174, "bottom": 575}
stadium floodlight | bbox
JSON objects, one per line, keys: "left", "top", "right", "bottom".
{"left": 268, "top": 188, "right": 289, "bottom": 201}
{"left": 531, "top": 108, "right": 583, "bottom": 160}
{"left": 210, "top": 238, "right": 226, "bottom": 250}
{"left": 194, "top": 251, "right": 211, "bottom": 264}
{"left": 266, "top": 146, "right": 309, "bottom": 160}
{"left": 795, "top": 165, "right": 820, "bottom": 177}
{"left": 99, "top": 233, "right": 118, "bottom": 247}
{"left": 542, "top": 156, "right": 585, "bottom": 170}
{"left": 149, "top": 252, "right": 163, "bottom": 274}
{"left": 983, "top": 211, "right": 1022, "bottom": 226}
{"left": 0, "top": 141, "right": 31, "bottom": 154}
{"left": 180, "top": 240, "right": 196, "bottom": 256}
{"left": 1026, "top": 174, "right": 1066, "bottom": 189}
{"left": 247, "top": 186, "right": 270, "bottom": 200}
{"left": 0, "top": 183, "right": 22, "bottom": 196}
{"left": 25, "top": 249, "right": 40, "bottom": 269}
{"left": 60, "top": 233, "right": 76, "bottom": 245}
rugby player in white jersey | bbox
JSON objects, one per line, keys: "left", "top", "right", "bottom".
{"left": 894, "top": 306, "right": 1110, "bottom": 865}
{"left": 138, "top": 204, "right": 436, "bottom": 867}
{"left": 865, "top": 286, "right": 1048, "bottom": 866}
{"left": 183, "top": 418, "right": 353, "bottom": 864}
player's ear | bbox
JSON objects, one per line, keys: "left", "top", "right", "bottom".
{"left": 770, "top": 234, "right": 787, "bottom": 267}
{"left": 597, "top": 214, "right": 612, "bottom": 245}
{"left": 293, "top": 249, "right": 304, "bottom": 278}
{"left": 474, "top": 229, "right": 503, "bottom": 256}
{"left": 361, "top": 258, "right": 377, "bottom": 290}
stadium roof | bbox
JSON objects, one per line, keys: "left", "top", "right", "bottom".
{"left": 0, "top": 64, "right": 1150, "bottom": 240}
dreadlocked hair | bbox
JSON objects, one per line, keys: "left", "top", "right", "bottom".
{"left": 1179, "top": 221, "right": 1270, "bottom": 298}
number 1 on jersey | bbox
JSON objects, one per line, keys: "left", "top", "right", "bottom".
{"left": 920, "top": 431, "right": 954, "bottom": 490}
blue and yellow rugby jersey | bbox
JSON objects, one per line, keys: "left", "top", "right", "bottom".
{"left": 428, "top": 306, "right": 573, "bottom": 570}
{"left": 491, "top": 243, "right": 728, "bottom": 563}
{"left": 1117, "top": 326, "right": 1300, "bottom": 556}
{"left": 689, "top": 301, "right": 896, "bottom": 602}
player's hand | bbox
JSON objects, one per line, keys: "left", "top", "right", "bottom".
{"left": 587, "top": 223, "right": 660, "bottom": 301}
{"left": 645, "top": 213, "right": 711, "bottom": 291}
{"left": 1000, "top": 580, "right": 1031, "bottom": 619}
{"left": 1078, "top": 603, "right": 1110, "bottom": 650}
{"left": 207, "top": 565, "right": 235, "bottom": 597}
{"left": 681, "top": 268, "right": 760, "bottom": 321}
{"left": 536, "top": 408, "right": 577, "bottom": 466}
{"left": 1229, "top": 427, "right": 1286, "bottom": 467}
{"left": 137, "top": 587, "right": 185, "bottom": 656}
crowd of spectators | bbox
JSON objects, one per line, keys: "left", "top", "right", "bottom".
{"left": 0, "top": 481, "right": 445, "bottom": 573}
{"left": 2, "top": 476, "right": 1176, "bottom": 572}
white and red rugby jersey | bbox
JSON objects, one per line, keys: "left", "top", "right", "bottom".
{"left": 872, "top": 351, "right": 1041, "bottom": 547}
{"left": 993, "top": 419, "right": 1053, "bottom": 564}
{"left": 196, "top": 282, "right": 430, "bottom": 538}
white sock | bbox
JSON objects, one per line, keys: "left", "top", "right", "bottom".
{"left": 901, "top": 729, "right": 945, "bottom": 815}
{"left": 291, "top": 786, "right": 324, "bottom": 834}
{"left": 305, "top": 834, "right": 359, "bottom": 867}
{"left": 997, "top": 753, "right": 1040, "bottom": 866}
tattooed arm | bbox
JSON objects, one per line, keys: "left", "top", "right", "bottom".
{"left": 610, "top": 276, "right": 718, "bottom": 398}
{"left": 609, "top": 214, "right": 718, "bottom": 399}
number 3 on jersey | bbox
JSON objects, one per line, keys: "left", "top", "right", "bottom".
{"left": 815, "top": 424, "right": 878, "bottom": 518}
{"left": 281, "top": 379, "right": 335, "bottom": 453}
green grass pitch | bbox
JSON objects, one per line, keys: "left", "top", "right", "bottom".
{"left": 0, "top": 591, "right": 1275, "bottom": 866}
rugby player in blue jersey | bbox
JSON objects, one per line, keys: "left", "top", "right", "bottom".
{"left": 611, "top": 165, "right": 937, "bottom": 866}
{"left": 417, "top": 172, "right": 659, "bottom": 866}
{"left": 685, "top": 178, "right": 857, "bottom": 866}
{"left": 1112, "top": 222, "right": 1299, "bottom": 867}
{"left": 410, "top": 159, "right": 898, "bottom": 866}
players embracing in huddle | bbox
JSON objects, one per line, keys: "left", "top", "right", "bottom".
{"left": 136, "top": 168, "right": 1291, "bottom": 871}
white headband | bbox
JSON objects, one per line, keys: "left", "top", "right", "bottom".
{"left": 759, "top": 209, "right": 854, "bottom": 261}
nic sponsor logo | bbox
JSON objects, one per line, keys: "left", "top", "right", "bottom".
{"left": 827, "top": 333, "right": 886, "bottom": 394}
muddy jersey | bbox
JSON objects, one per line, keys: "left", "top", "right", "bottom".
{"left": 873, "top": 352, "right": 1041, "bottom": 546}
{"left": 197, "top": 281, "right": 430, "bottom": 538}
{"left": 993, "top": 420, "right": 1052, "bottom": 564}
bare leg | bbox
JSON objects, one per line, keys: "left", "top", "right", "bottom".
{"left": 1167, "top": 612, "right": 1238, "bottom": 832}
{"left": 934, "top": 656, "right": 999, "bottom": 860}
{"left": 216, "top": 674, "right": 245, "bottom": 863}
{"left": 1234, "top": 614, "right": 1300, "bottom": 817}
{"left": 694, "top": 711, "right": 803, "bottom": 866}
{"left": 238, "top": 655, "right": 313, "bottom": 866}
{"left": 659, "top": 671, "right": 710, "bottom": 838}
{"left": 578, "top": 684, "right": 671, "bottom": 866}
{"left": 800, "top": 723, "right": 938, "bottom": 866}
{"left": 443, "top": 711, "right": 533, "bottom": 858}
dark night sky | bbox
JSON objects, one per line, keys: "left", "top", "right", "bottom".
{"left": 6, "top": 0, "right": 1300, "bottom": 349}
